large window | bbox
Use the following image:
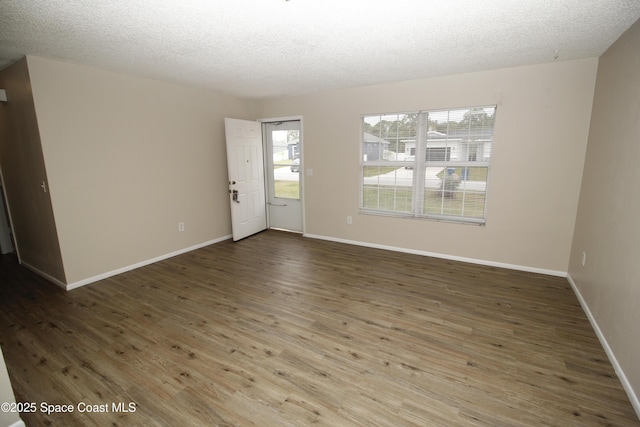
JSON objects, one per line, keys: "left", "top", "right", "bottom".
{"left": 361, "top": 106, "right": 496, "bottom": 224}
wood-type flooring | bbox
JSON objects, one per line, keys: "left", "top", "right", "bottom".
{"left": 0, "top": 230, "right": 638, "bottom": 426}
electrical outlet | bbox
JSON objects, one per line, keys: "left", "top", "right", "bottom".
{"left": 581, "top": 251, "right": 586, "bottom": 266}
{"left": 347, "top": 216, "right": 352, "bottom": 225}
{"left": 178, "top": 222, "right": 185, "bottom": 232}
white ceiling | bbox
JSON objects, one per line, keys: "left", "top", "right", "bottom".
{"left": 1, "top": 0, "right": 639, "bottom": 99}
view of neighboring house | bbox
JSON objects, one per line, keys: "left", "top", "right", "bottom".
{"left": 272, "top": 138, "right": 299, "bottom": 161}
{"left": 403, "top": 130, "right": 492, "bottom": 163}
{"left": 363, "top": 132, "right": 391, "bottom": 161}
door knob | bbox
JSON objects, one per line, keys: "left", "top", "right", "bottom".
{"left": 232, "top": 189, "right": 240, "bottom": 203}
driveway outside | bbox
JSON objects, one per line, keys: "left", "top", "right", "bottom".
{"left": 363, "top": 167, "right": 487, "bottom": 191}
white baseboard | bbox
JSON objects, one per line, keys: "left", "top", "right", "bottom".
{"left": 303, "top": 233, "right": 567, "bottom": 277}
{"left": 7, "top": 421, "right": 26, "bottom": 427}
{"left": 65, "top": 235, "right": 232, "bottom": 290}
{"left": 566, "top": 274, "right": 640, "bottom": 419}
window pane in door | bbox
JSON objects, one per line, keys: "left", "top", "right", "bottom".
{"left": 272, "top": 130, "right": 300, "bottom": 199}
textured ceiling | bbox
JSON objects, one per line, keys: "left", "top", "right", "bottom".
{"left": 1, "top": 0, "right": 640, "bottom": 99}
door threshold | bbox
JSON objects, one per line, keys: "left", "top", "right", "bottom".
{"left": 269, "top": 227, "right": 302, "bottom": 235}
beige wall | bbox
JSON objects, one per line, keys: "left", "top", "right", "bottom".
{"left": 26, "top": 56, "right": 253, "bottom": 285}
{"left": 0, "top": 57, "right": 66, "bottom": 283}
{"left": 256, "top": 59, "right": 598, "bottom": 273}
{"left": 569, "top": 19, "right": 640, "bottom": 409}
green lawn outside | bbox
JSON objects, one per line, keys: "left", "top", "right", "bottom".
{"left": 363, "top": 185, "right": 486, "bottom": 218}
{"left": 362, "top": 165, "right": 487, "bottom": 218}
{"left": 437, "top": 166, "right": 488, "bottom": 181}
{"left": 274, "top": 180, "right": 300, "bottom": 199}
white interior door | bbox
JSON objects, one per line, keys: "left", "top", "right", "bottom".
{"left": 224, "top": 118, "right": 267, "bottom": 241}
{"left": 264, "top": 120, "right": 303, "bottom": 232}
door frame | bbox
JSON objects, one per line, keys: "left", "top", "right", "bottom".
{"left": 259, "top": 115, "right": 305, "bottom": 234}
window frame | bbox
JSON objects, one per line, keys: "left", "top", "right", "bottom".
{"left": 360, "top": 106, "right": 496, "bottom": 225}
